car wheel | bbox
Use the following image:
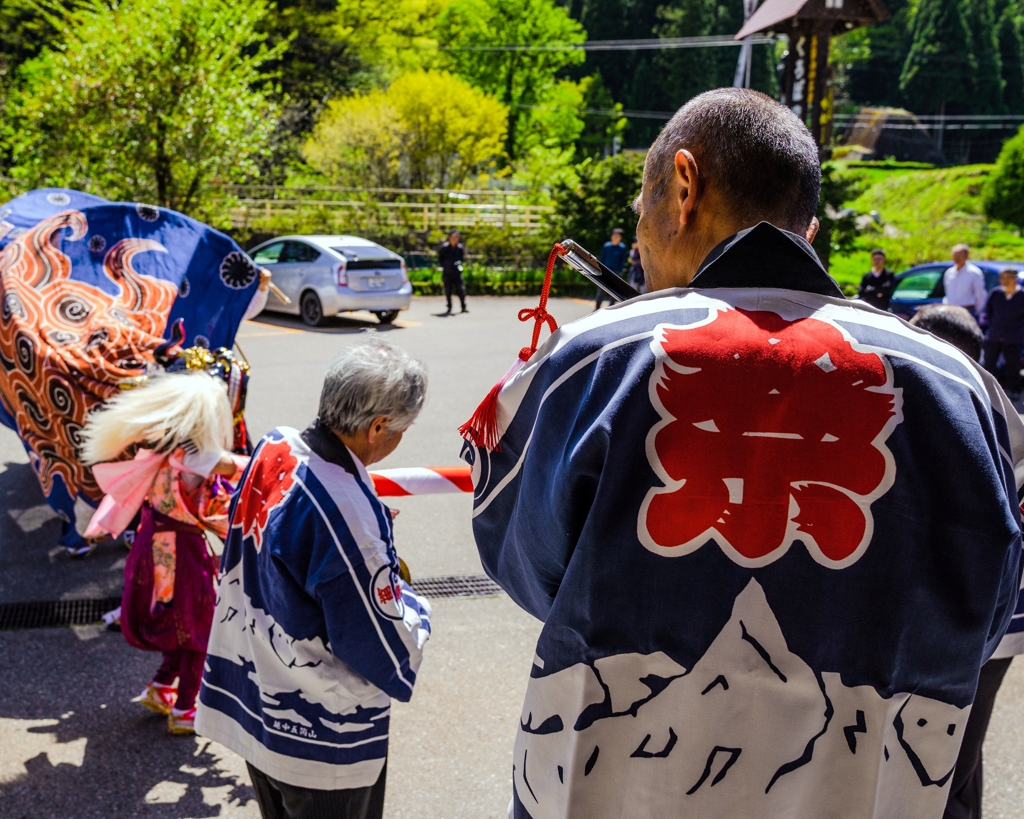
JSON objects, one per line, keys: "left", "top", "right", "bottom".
{"left": 301, "top": 291, "right": 325, "bottom": 327}
{"left": 375, "top": 310, "right": 399, "bottom": 325}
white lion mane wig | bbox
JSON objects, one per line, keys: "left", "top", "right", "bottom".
{"left": 81, "top": 371, "right": 233, "bottom": 465}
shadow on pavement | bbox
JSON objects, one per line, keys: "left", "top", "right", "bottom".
{"left": 247, "top": 312, "right": 403, "bottom": 334}
{"left": 0, "top": 462, "right": 126, "bottom": 605}
{"left": 0, "top": 627, "right": 257, "bottom": 818}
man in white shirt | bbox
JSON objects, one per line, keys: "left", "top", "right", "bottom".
{"left": 943, "top": 243, "right": 987, "bottom": 315}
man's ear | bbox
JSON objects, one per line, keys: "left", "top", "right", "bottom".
{"left": 806, "top": 216, "right": 820, "bottom": 244}
{"left": 367, "top": 416, "right": 389, "bottom": 444}
{"left": 675, "top": 149, "right": 701, "bottom": 227}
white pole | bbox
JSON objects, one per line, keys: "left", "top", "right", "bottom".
{"left": 733, "top": 0, "right": 760, "bottom": 88}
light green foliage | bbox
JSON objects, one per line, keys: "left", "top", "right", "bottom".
{"left": 984, "top": 126, "right": 1024, "bottom": 228}
{"left": 550, "top": 152, "right": 644, "bottom": 253}
{"left": 335, "top": 0, "right": 447, "bottom": 86}
{"left": 305, "top": 71, "right": 508, "bottom": 189}
{"left": 4, "top": 0, "right": 284, "bottom": 214}
{"left": 437, "top": 0, "right": 586, "bottom": 160}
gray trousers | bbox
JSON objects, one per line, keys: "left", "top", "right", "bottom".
{"left": 247, "top": 761, "right": 386, "bottom": 819}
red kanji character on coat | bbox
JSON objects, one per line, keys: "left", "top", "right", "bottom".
{"left": 640, "top": 308, "right": 900, "bottom": 567}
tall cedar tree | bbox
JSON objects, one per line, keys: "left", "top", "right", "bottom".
{"left": 963, "top": 0, "right": 1005, "bottom": 113}
{"left": 848, "top": 0, "right": 914, "bottom": 108}
{"left": 562, "top": 0, "right": 775, "bottom": 147}
{"left": 900, "top": 0, "right": 978, "bottom": 114}
{"left": 997, "top": 1, "right": 1024, "bottom": 113}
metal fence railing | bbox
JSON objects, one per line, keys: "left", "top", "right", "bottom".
{"left": 215, "top": 188, "right": 553, "bottom": 232}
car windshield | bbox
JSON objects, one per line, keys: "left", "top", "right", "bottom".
{"left": 893, "top": 270, "right": 942, "bottom": 300}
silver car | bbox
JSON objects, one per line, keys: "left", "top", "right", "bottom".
{"left": 248, "top": 234, "right": 413, "bottom": 326}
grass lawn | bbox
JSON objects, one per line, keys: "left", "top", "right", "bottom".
{"left": 829, "top": 163, "right": 1024, "bottom": 283}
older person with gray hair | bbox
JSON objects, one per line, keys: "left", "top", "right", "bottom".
{"left": 466, "top": 88, "right": 1024, "bottom": 819}
{"left": 943, "top": 243, "right": 987, "bottom": 316}
{"left": 196, "top": 337, "right": 431, "bottom": 819}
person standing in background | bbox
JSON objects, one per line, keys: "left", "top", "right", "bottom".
{"left": 595, "top": 228, "right": 629, "bottom": 309}
{"left": 628, "top": 236, "right": 646, "bottom": 294}
{"left": 983, "top": 269, "right": 1024, "bottom": 399}
{"left": 943, "top": 243, "right": 987, "bottom": 316}
{"left": 438, "top": 230, "right": 467, "bottom": 315}
{"left": 909, "top": 304, "right": 1024, "bottom": 819}
{"left": 857, "top": 249, "right": 895, "bottom": 311}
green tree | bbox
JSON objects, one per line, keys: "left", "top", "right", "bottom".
{"left": 0, "top": 0, "right": 62, "bottom": 88}
{"left": 962, "top": 0, "right": 1005, "bottom": 113}
{"left": 984, "top": 124, "right": 1024, "bottom": 228}
{"left": 997, "top": 2, "right": 1024, "bottom": 113}
{"left": 550, "top": 152, "right": 644, "bottom": 253}
{"left": 814, "top": 164, "right": 866, "bottom": 271}
{"left": 654, "top": 0, "right": 730, "bottom": 112}
{"left": 437, "top": 0, "right": 586, "bottom": 160}
{"left": 900, "top": 0, "right": 977, "bottom": 114}
{"left": 5, "top": 0, "right": 284, "bottom": 214}
{"left": 305, "top": 71, "right": 507, "bottom": 188}
{"left": 574, "top": 72, "right": 627, "bottom": 159}
{"left": 253, "top": 0, "right": 445, "bottom": 183}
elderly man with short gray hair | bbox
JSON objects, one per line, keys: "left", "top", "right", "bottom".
{"left": 196, "top": 337, "right": 431, "bottom": 819}
{"left": 466, "top": 89, "right": 1024, "bottom": 818}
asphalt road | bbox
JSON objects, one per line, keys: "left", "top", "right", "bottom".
{"left": 3, "top": 294, "right": 1024, "bottom": 818}
{"left": 0, "top": 295, "right": 593, "bottom": 819}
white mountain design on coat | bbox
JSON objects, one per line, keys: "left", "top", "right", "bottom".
{"left": 514, "top": 579, "right": 968, "bottom": 819}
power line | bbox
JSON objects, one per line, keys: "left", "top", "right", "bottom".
{"left": 441, "top": 34, "right": 775, "bottom": 52}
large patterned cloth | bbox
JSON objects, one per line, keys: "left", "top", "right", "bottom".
{"left": 465, "top": 224, "right": 1024, "bottom": 819}
{"left": 0, "top": 189, "right": 260, "bottom": 547}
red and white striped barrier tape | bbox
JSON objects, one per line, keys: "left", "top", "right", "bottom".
{"left": 370, "top": 466, "right": 473, "bottom": 497}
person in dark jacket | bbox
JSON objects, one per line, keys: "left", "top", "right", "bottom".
{"left": 909, "top": 304, "right": 1023, "bottom": 819}
{"left": 857, "top": 249, "right": 896, "bottom": 311}
{"left": 627, "top": 236, "right": 646, "bottom": 294}
{"left": 983, "top": 269, "right": 1024, "bottom": 398}
{"left": 594, "top": 228, "right": 629, "bottom": 309}
{"left": 438, "top": 230, "right": 467, "bottom": 314}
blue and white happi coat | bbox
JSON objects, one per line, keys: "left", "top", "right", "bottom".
{"left": 196, "top": 422, "right": 431, "bottom": 790}
{"left": 466, "top": 224, "right": 1024, "bottom": 819}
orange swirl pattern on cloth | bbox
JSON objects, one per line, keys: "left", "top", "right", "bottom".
{"left": 0, "top": 210, "right": 177, "bottom": 506}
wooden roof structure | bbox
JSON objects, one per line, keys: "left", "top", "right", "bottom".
{"left": 736, "top": 0, "right": 890, "bottom": 39}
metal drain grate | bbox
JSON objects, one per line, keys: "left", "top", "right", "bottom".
{"left": 0, "top": 597, "right": 123, "bottom": 630}
{"left": 0, "top": 574, "right": 505, "bottom": 630}
{"left": 412, "top": 574, "right": 504, "bottom": 600}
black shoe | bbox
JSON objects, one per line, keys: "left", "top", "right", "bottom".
{"left": 461, "top": 306, "right": 469, "bottom": 313}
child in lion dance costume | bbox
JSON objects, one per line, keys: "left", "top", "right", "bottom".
{"left": 81, "top": 367, "right": 248, "bottom": 735}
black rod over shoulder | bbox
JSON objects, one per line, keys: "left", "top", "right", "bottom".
{"left": 559, "top": 239, "right": 641, "bottom": 303}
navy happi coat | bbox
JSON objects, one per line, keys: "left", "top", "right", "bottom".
{"left": 465, "top": 223, "right": 1024, "bottom": 819}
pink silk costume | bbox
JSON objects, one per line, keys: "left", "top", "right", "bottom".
{"left": 88, "top": 448, "right": 246, "bottom": 654}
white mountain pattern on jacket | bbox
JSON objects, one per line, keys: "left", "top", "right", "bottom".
{"left": 514, "top": 579, "right": 968, "bottom": 819}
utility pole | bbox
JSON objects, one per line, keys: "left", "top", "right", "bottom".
{"left": 733, "top": 0, "right": 761, "bottom": 88}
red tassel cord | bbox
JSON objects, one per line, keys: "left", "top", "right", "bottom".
{"left": 458, "top": 242, "right": 566, "bottom": 451}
